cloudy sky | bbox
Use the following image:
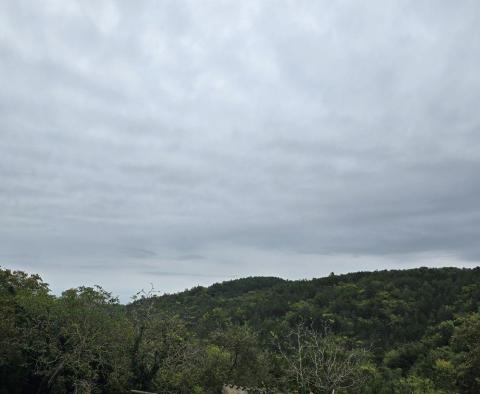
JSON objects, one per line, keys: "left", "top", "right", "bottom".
{"left": 1, "top": 0, "right": 480, "bottom": 300}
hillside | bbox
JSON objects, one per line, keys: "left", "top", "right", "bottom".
{"left": 152, "top": 267, "right": 480, "bottom": 344}
{"left": 2, "top": 266, "right": 480, "bottom": 393}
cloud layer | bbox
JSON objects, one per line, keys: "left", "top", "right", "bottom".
{"left": 1, "top": 0, "right": 480, "bottom": 300}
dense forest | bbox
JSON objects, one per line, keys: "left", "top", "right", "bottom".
{"left": 1, "top": 266, "right": 480, "bottom": 393}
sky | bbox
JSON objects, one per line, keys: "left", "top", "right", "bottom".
{"left": 1, "top": 0, "right": 480, "bottom": 301}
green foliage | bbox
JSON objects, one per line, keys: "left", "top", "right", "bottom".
{"left": 450, "top": 313, "right": 480, "bottom": 393}
{"left": 1, "top": 266, "right": 480, "bottom": 393}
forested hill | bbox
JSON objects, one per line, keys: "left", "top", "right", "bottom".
{"left": 2, "top": 266, "right": 480, "bottom": 393}
{"left": 151, "top": 267, "right": 480, "bottom": 344}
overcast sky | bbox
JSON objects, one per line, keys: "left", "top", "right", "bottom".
{"left": 1, "top": 0, "right": 480, "bottom": 301}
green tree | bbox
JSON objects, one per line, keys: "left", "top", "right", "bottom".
{"left": 128, "top": 289, "right": 194, "bottom": 392}
{"left": 451, "top": 313, "right": 480, "bottom": 393}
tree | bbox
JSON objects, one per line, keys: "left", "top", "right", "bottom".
{"left": 26, "top": 286, "right": 131, "bottom": 393}
{"left": 128, "top": 288, "right": 195, "bottom": 392}
{"left": 0, "top": 268, "right": 53, "bottom": 393}
{"left": 451, "top": 313, "right": 480, "bottom": 393}
{"left": 206, "top": 324, "right": 273, "bottom": 389}
{"left": 275, "top": 323, "right": 370, "bottom": 393}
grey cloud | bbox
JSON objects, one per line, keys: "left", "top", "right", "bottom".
{"left": 1, "top": 0, "right": 480, "bottom": 299}
{"left": 143, "top": 271, "right": 231, "bottom": 279}
{"left": 175, "top": 254, "right": 205, "bottom": 261}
